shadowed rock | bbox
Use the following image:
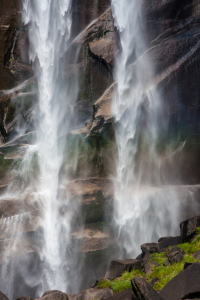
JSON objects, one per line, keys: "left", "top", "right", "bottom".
{"left": 167, "top": 247, "right": 185, "bottom": 265}
{"left": 0, "top": 291, "right": 9, "bottom": 300}
{"left": 141, "top": 243, "right": 158, "bottom": 256}
{"left": 131, "top": 277, "right": 164, "bottom": 300}
{"left": 40, "top": 291, "right": 68, "bottom": 300}
{"left": 157, "top": 236, "right": 181, "bottom": 253}
{"left": 69, "top": 288, "right": 113, "bottom": 300}
{"left": 194, "top": 250, "right": 200, "bottom": 260}
{"left": 180, "top": 216, "right": 200, "bottom": 242}
{"left": 105, "top": 259, "right": 142, "bottom": 280}
{"left": 104, "top": 289, "right": 132, "bottom": 300}
{"left": 160, "top": 262, "right": 200, "bottom": 300}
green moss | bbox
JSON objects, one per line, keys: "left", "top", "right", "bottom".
{"left": 178, "top": 235, "right": 200, "bottom": 254}
{"left": 149, "top": 262, "right": 184, "bottom": 290}
{"left": 150, "top": 252, "right": 167, "bottom": 266}
{"left": 196, "top": 227, "right": 200, "bottom": 235}
{"left": 97, "top": 269, "right": 146, "bottom": 294}
{"left": 110, "top": 280, "right": 131, "bottom": 294}
{"left": 97, "top": 236, "right": 200, "bottom": 295}
{"left": 184, "top": 255, "right": 195, "bottom": 263}
{"left": 121, "top": 269, "right": 146, "bottom": 281}
{"left": 97, "top": 280, "right": 111, "bottom": 289}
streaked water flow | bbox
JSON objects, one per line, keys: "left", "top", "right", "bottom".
{"left": 22, "top": 0, "right": 72, "bottom": 292}
{"left": 111, "top": 0, "right": 181, "bottom": 257}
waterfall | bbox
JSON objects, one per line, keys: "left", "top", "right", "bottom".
{"left": 111, "top": 0, "right": 182, "bottom": 257}
{"left": 22, "top": 0, "right": 73, "bottom": 293}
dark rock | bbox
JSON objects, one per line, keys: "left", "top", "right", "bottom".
{"left": 150, "top": 278, "right": 159, "bottom": 287}
{"left": 144, "top": 261, "right": 160, "bottom": 276}
{"left": 105, "top": 259, "right": 142, "bottom": 280}
{"left": 90, "top": 277, "right": 104, "bottom": 288}
{"left": 141, "top": 243, "right": 158, "bottom": 256}
{"left": 136, "top": 253, "right": 143, "bottom": 260}
{"left": 168, "top": 251, "right": 184, "bottom": 264}
{"left": 104, "top": 289, "right": 132, "bottom": 300}
{"left": 184, "top": 263, "right": 193, "bottom": 270}
{"left": 71, "top": 0, "right": 111, "bottom": 40}
{"left": 167, "top": 247, "right": 185, "bottom": 265}
{"left": 157, "top": 236, "right": 181, "bottom": 253}
{"left": 158, "top": 236, "right": 172, "bottom": 243}
{"left": 142, "top": 253, "right": 152, "bottom": 266}
{"left": 181, "top": 291, "right": 200, "bottom": 299}
{"left": 42, "top": 291, "right": 66, "bottom": 298}
{"left": 71, "top": 288, "right": 113, "bottom": 300}
{"left": 131, "top": 277, "right": 164, "bottom": 300}
{"left": 89, "top": 32, "right": 119, "bottom": 66}
{"left": 194, "top": 250, "right": 200, "bottom": 260}
{"left": 15, "top": 298, "right": 33, "bottom": 300}
{"left": 167, "top": 247, "right": 185, "bottom": 255}
{"left": 180, "top": 216, "right": 200, "bottom": 243}
{"left": 160, "top": 262, "right": 200, "bottom": 300}
{"left": 86, "top": 83, "right": 115, "bottom": 147}
{"left": 0, "top": 291, "right": 9, "bottom": 300}
{"left": 163, "top": 259, "right": 170, "bottom": 267}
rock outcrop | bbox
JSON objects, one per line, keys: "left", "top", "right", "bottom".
{"left": 160, "top": 262, "right": 200, "bottom": 300}
{"left": 180, "top": 216, "right": 200, "bottom": 243}
{"left": 132, "top": 277, "right": 163, "bottom": 300}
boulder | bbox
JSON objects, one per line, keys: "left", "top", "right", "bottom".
{"left": 144, "top": 261, "right": 160, "bottom": 275}
{"left": 184, "top": 262, "right": 193, "bottom": 270}
{"left": 180, "top": 216, "right": 200, "bottom": 242}
{"left": 142, "top": 253, "right": 152, "bottom": 266}
{"left": 163, "top": 259, "right": 169, "bottom": 267}
{"left": 40, "top": 291, "right": 68, "bottom": 300}
{"left": 194, "top": 250, "right": 200, "bottom": 260}
{"left": 157, "top": 236, "right": 181, "bottom": 253}
{"left": 150, "top": 278, "right": 159, "bottom": 287}
{"left": 141, "top": 243, "right": 158, "bottom": 256}
{"left": 105, "top": 259, "right": 142, "bottom": 280}
{"left": 0, "top": 291, "right": 9, "bottom": 300}
{"left": 15, "top": 298, "right": 33, "bottom": 300}
{"left": 70, "top": 288, "right": 113, "bottom": 300}
{"left": 168, "top": 251, "right": 184, "bottom": 265}
{"left": 104, "top": 289, "right": 132, "bottom": 300}
{"left": 167, "top": 247, "right": 185, "bottom": 265}
{"left": 131, "top": 277, "right": 164, "bottom": 300}
{"left": 160, "top": 262, "right": 200, "bottom": 300}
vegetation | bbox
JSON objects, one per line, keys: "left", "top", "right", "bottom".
{"left": 97, "top": 269, "right": 146, "bottom": 294}
{"left": 97, "top": 234, "right": 200, "bottom": 293}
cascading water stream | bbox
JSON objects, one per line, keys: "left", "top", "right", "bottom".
{"left": 111, "top": 0, "right": 182, "bottom": 257}
{"left": 22, "top": 0, "right": 72, "bottom": 292}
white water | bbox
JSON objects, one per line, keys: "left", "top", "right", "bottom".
{"left": 22, "top": 0, "right": 72, "bottom": 293}
{"left": 111, "top": 0, "right": 182, "bottom": 256}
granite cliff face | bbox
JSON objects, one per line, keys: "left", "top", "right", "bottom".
{"left": 1, "top": 0, "right": 200, "bottom": 297}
